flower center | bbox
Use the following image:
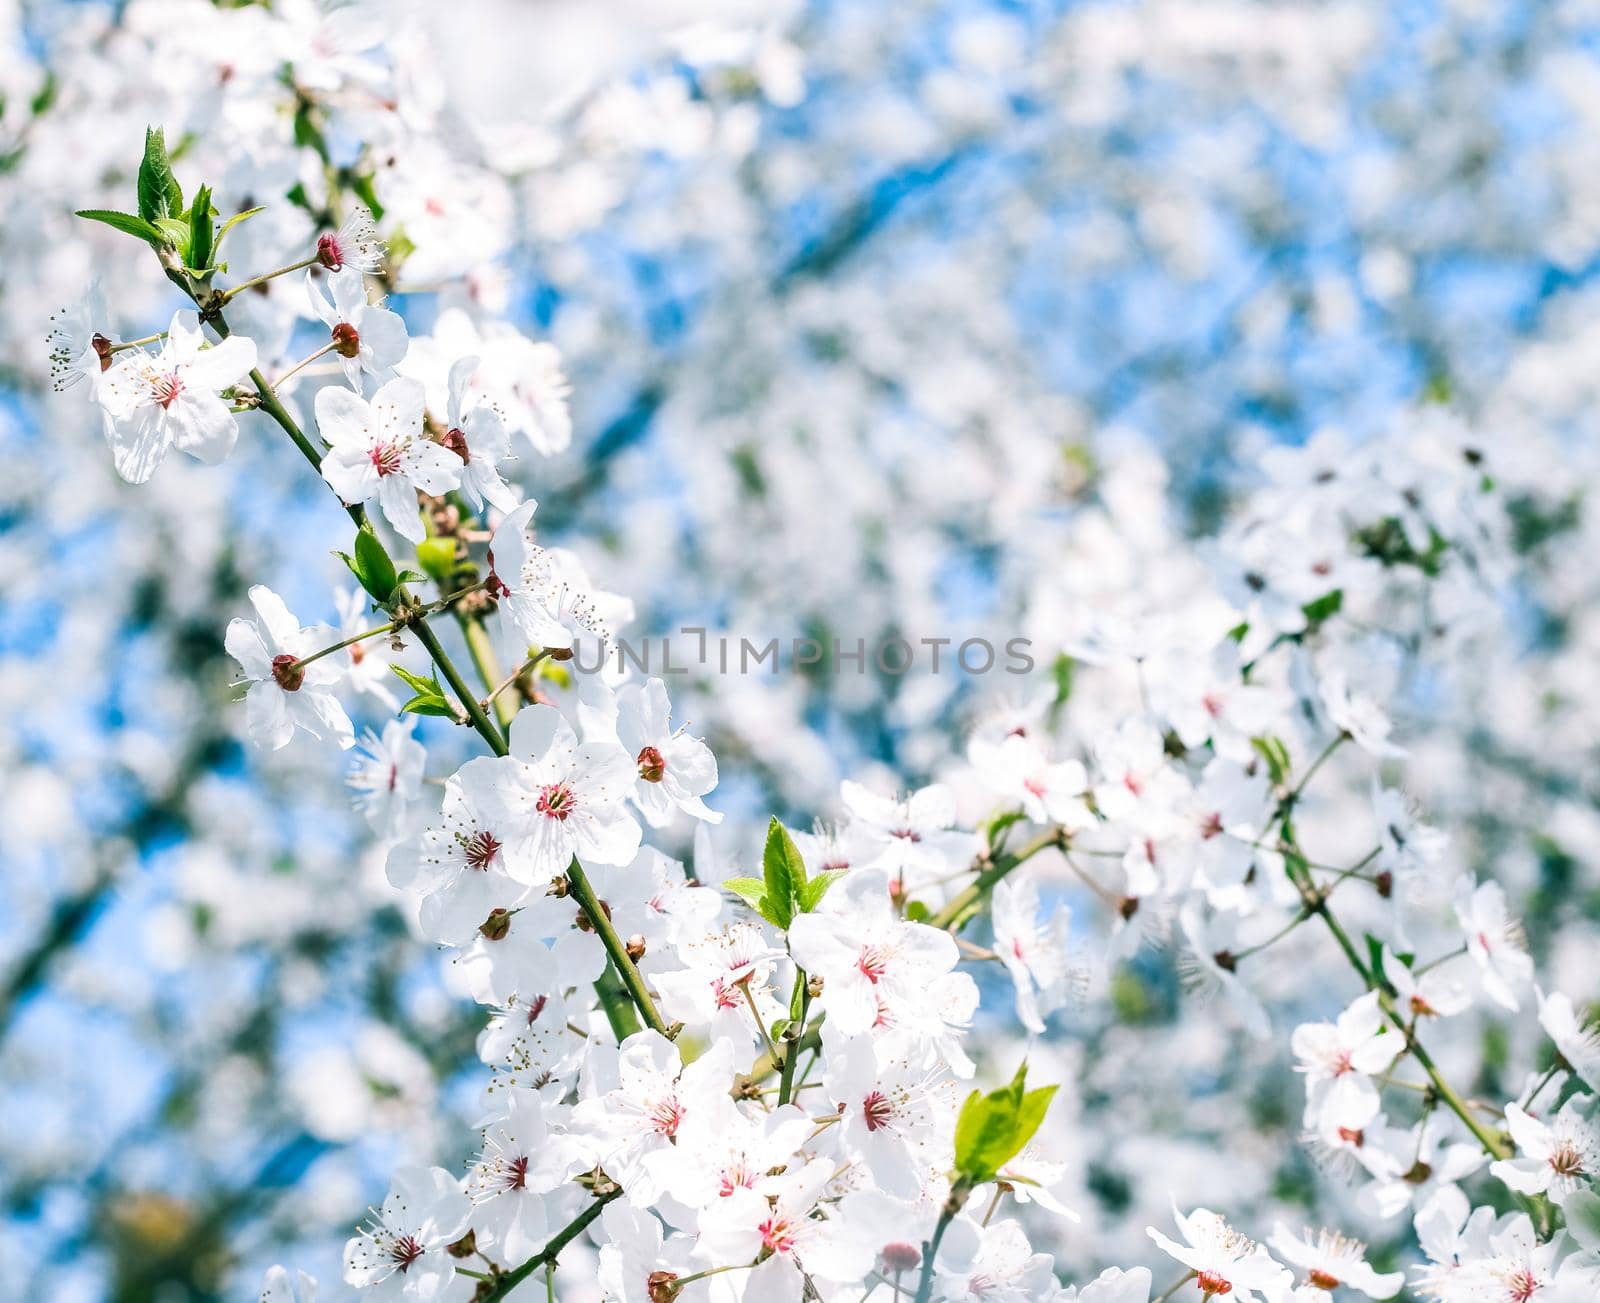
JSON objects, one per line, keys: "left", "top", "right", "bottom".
{"left": 636, "top": 745, "right": 666, "bottom": 783}
{"left": 856, "top": 943, "right": 891, "bottom": 984}
{"left": 462, "top": 830, "right": 501, "bottom": 871}
{"left": 536, "top": 782, "right": 576, "bottom": 821}
{"left": 369, "top": 441, "right": 405, "bottom": 477}
{"left": 1507, "top": 1268, "right": 1541, "bottom": 1302}
{"left": 647, "top": 1096, "right": 684, "bottom": 1138}
{"left": 152, "top": 368, "right": 184, "bottom": 409}
{"left": 504, "top": 1155, "right": 529, "bottom": 1191}
{"left": 758, "top": 1216, "right": 797, "bottom": 1255}
{"left": 862, "top": 1090, "right": 894, "bottom": 1132}
{"left": 388, "top": 1234, "right": 425, "bottom": 1273}
{"left": 1549, "top": 1140, "right": 1586, "bottom": 1178}
{"left": 524, "top": 994, "right": 548, "bottom": 1026}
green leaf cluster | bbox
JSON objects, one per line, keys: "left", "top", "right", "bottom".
{"left": 723, "top": 818, "right": 843, "bottom": 928}
{"left": 75, "top": 126, "right": 261, "bottom": 277}
{"left": 392, "top": 664, "right": 455, "bottom": 718}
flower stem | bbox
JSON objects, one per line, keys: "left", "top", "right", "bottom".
{"left": 220, "top": 253, "right": 319, "bottom": 303}
{"left": 930, "top": 827, "right": 1064, "bottom": 932}
{"left": 776, "top": 967, "right": 811, "bottom": 1107}
{"left": 566, "top": 860, "right": 669, "bottom": 1037}
{"left": 470, "top": 1188, "right": 620, "bottom": 1302}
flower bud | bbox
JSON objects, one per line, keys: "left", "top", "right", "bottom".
{"left": 479, "top": 907, "right": 512, "bottom": 941}
{"left": 806, "top": 974, "right": 825, "bottom": 999}
{"left": 331, "top": 321, "right": 361, "bottom": 358}
{"left": 636, "top": 745, "right": 665, "bottom": 783}
{"left": 270, "top": 654, "right": 304, "bottom": 691}
{"left": 316, "top": 232, "right": 343, "bottom": 270}
{"left": 625, "top": 933, "right": 647, "bottom": 962}
{"left": 880, "top": 1243, "right": 921, "bottom": 1273}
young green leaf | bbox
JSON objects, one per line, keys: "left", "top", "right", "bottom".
{"left": 188, "top": 183, "right": 214, "bottom": 271}
{"left": 722, "top": 876, "right": 769, "bottom": 912}
{"left": 137, "top": 126, "right": 183, "bottom": 222}
{"left": 75, "top": 209, "right": 164, "bottom": 244}
{"left": 402, "top": 692, "right": 458, "bottom": 718}
{"left": 761, "top": 817, "right": 807, "bottom": 930}
{"left": 391, "top": 664, "right": 442, "bottom": 698}
{"left": 353, "top": 529, "right": 399, "bottom": 603}
{"left": 796, "top": 869, "right": 844, "bottom": 913}
{"left": 952, "top": 1062, "right": 1058, "bottom": 1185}
{"left": 153, "top": 216, "right": 191, "bottom": 255}
{"left": 215, "top": 205, "right": 265, "bottom": 252}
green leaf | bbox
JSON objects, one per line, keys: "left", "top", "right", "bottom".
{"left": 953, "top": 1062, "right": 1058, "bottom": 1185}
{"left": 391, "top": 664, "right": 453, "bottom": 718}
{"left": 75, "top": 208, "right": 164, "bottom": 243}
{"left": 215, "top": 205, "right": 265, "bottom": 251}
{"left": 188, "top": 183, "right": 214, "bottom": 271}
{"left": 1251, "top": 735, "right": 1291, "bottom": 788}
{"left": 1301, "top": 588, "right": 1344, "bottom": 630}
{"left": 796, "top": 869, "right": 844, "bottom": 913}
{"left": 350, "top": 172, "right": 386, "bottom": 221}
{"left": 153, "top": 216, "right": 191, "bottom": 255}
{"left": 723, "top": 876, "right": 768, "bottom": 911}
{"left": 137, "top": 126, "right": 183, "bottom": 222}
{"left": 344, "top": 529, "right": 398, "bottom": 603}
{"left": 402, "top": 693, "right": 457, "bottom": 718}
{"left": 761, "top": 818, "right": 806, "bottom": 930}
{"left": 417, "top": 535, "right": 459, "bottom": 583}
{"left": 391, "top": 663, "right": 441, "bottom": 697}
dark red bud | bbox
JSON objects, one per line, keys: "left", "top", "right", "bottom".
{"left": 271, "top": 654, "right": 304, "bottom": 691}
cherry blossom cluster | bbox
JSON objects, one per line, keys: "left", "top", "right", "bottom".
{"left": 20, "top": 3, "right": 1600, "bottom": 1302}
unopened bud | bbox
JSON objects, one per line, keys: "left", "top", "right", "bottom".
{"left": 316, "top": 231, "right": 343, "bottom": 270}
{"left": 446, "top": 1230, "right": 477, "bottom": 1259}
{"left": 806, "top": 974, "right": 825, "bottom": 999}
{"left": 574, "top": 899, "right": 611, "bottom": 932}
{"left": 331, "top": 321, "right": 361, "bottom": 358}
{"left": 270, "top": 654, "right": 304, "bottom": 691}
{"left": 479, "top": 907, "right": 512, "bottom": 941}
{"left": 880, "top": 1243, "right": 921, "bottom": 1273}
{"left": 440, "top": 426, "right": 471, "bottom": 464}
{"left": 636, "top": 745, "right": 665, "bottom": 783}
{"left": 625, "top": 933, "right": 647, "bottom": 962}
